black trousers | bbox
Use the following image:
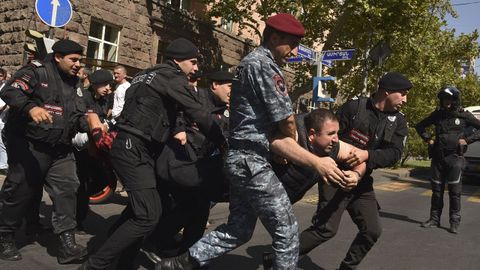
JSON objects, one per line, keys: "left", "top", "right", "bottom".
{"left": 430, "top": 154, "right": 464, "bottom": 224}
{"left": 87, "top": 133, "right": 161, "bottom": 269}
{"left": 299, "top": 183, "right": 382, "bottom": 270}
{"left": 147, "top": 185, "right": 211, "bottom": 256}
{"left": 0, "top": 136, "right": 79, "bottom": 235}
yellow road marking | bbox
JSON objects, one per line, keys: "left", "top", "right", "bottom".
{"left": 300, "top": 194, "right": 318, "bottom": 205}
{"left": 375, "top": 182, "right": 412, "bottom": 192}
{"left": 467, "top": 190, "right": 480, "bottom": 203}
{"left": 421, "top": 190, "right": 432, "bottom": 196}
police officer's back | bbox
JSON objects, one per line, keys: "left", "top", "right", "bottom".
{"left": 0, "top": 39, "right": 88, "bottom": 263}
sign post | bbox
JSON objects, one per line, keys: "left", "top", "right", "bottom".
{"left": 287, "top": 46, "right": 355, "bottom": 106}
{"left": 35, "top": 0, "right": 73, "bottom": 28}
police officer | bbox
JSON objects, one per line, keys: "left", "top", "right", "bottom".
{"left": 79, "top": 38, "right": 224, "bottom": 270}
{"left": 298, "top": 72, "right": 412, "bottom": 270}
{"left": 0, "top": 40, "right": 88, "bottom": 263}
{"left": 263, "top": 108, "right": 367, "bottom": 269}
{"left": 415, "top": 86, "right": 480, "bottom": 234}
{"left": 157, "top": 13, "right": 345, "bottom": 270}
{"left": 74, "top": 69, "right": 114, "bottom": 232}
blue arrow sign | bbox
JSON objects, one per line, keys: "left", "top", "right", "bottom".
{"left": 322, "top": 49, "right": 355, "bottom": 61}
{"left": 35, "top": 0, "right": 72, "bottom": 28}
{"left": 286, "top": 56, "right": 311, "bottom": 63}
{"left": 321, "top": 60, "right": 333, "bottom": 68}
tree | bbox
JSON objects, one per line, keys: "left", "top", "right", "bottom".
{"left": 202, "top": 0, "right": 480, "bottom": 161}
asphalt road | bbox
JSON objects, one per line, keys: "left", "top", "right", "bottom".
{"left": 1, "top": 168, "right": 480, "bottom": 270}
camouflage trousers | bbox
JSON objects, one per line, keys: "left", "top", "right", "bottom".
{"left": 189, "top": 150, "right": 299, "bottom": 270}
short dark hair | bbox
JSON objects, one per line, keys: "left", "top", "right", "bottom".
{"left": 262, "top": 25, "right": 288, "bottom": 45}
{"left": 304, "top": 108, "right": 338, "bottom": 132}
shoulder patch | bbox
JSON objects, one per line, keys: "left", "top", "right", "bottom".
{"left": 273, "top": 74, "right": 287, "bottom": 96}
{"left": 77, "top": 87, "right": 83, "bottom": 97}
{"left": 11, "top": 79, "right": 30, "bottom": 92}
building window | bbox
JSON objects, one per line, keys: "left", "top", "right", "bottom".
{"left": 87, "top": 20, "right": 120, "bottom": 62}
{"left": 167, "top": 0, "right": 192, "bottom": 10}
{"left": 220, "top": 18, "right": 234, "bottom": 32}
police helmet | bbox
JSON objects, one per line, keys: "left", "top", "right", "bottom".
{"left": 437, "top": 86, "right": 461, "bottom": 109}
{"left": 437, "top": 86, "right": 460, "bottom": 100}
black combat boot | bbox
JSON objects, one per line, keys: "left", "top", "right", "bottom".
{"left": 155, "top": 252, "right": 200, "bottom": 270}
{"left": 421, "top": 218, "right": 440, "bottom": 228}
{"left": 262, "top": 251, "right": 273, "bottom": 270}
{"left": 0, "top": 232, "right": 21, "bottom": 261}
{"left": 57, "top": 230, "right": 88, "bottom": 264}
{"left": 448, "top": 223, "right": 459, "bottom": 234}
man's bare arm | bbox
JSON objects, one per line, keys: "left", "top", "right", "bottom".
{"left": 337, "top": 140, "right": 367, "bottom": 177}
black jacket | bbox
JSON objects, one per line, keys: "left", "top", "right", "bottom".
{"left": 0, "top": 56, "right": 87, "bottom": 146}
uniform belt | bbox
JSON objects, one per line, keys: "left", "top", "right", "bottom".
{"left": 116, "top": 124, "right": 152, "bottom": 142}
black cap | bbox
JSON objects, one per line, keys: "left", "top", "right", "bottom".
{"left": 378, "top": 72, "right": 413, "bottom": 91}
{"left": 165, "top": 38, "right": 200, "bottom": 60}
{"left": 208, "top": 71, "right": 234, "bottom": 82}
{"left": 51, "top": 39, "right": 83, "bottom": 55}
{"left": 90, "top": 69, "right": 113, "bottom": 85}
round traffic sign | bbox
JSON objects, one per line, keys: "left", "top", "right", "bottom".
{"left": 35, "top": 0, "right": 73, "bottom": 28}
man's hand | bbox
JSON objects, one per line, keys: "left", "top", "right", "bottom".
{"left": 341, "top": 170, "right": 360, "bottom": 191}
{"left": 29, "top": 106, "right": 53, "bottom": 124}
{"left": 174, "top": 131, "right": 187, "bottom": 145}
{"left": 313, "top": 156, "right": 347, "bottom": 187}
{"left": 459, "top": 138, "right": 467, "bottom": 146}
{"left": 346, "top": 148, "right": 369, "bottom": 167}
{"left": 428, "top": 139, "right": 434, "bottom": 145}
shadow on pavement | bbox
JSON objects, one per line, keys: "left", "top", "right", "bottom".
{"left": 379, "top": 211, "right": 422, "bottom": 225}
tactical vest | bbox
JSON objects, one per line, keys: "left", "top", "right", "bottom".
{"left": 344, "top": 97, "right": 399, "bottom": 151}
{"left": 6, "top": 59, "right": 80, "bottom": 146}
{"left": 434, "top": 110, "right": 468, "bottom": 152}
{"left": 115, "top": 64, "right": 172, "bottom": 144}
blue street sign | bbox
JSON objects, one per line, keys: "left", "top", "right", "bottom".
{"left": 321, "top": 60, "right": 333, "bottom": 68}
{"left": 322, "top": 49, "right": 355, "bottom": 61}
{"left": 298, "top": 44, "right": 315, "bottom": 59}
{"left": 35, "top": 0, "right": 72, "bottom": 28}
{"left": 286, "top": 56, "right": 311, "bottom": 63}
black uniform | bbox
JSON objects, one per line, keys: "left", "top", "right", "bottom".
{"left": 0, "top": 56, "right": 87, "bottom": 260}
{"left": 74, "top": 89, "right": 114, "bottom": 229}
{"left": 147, "top": 86, "right": 230, "bottom": 258}
{"left": 84, "top": 60, "right": 224, "bottom": 269}
{"left": 415, "top": 108, "right": 480, "bottom": 227}
{"left": 299, "top": 97, "right": 408, "bottom": 270}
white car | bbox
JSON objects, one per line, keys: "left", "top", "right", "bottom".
{"left": 462, "top": 106, "right": 480, "bottom": 179}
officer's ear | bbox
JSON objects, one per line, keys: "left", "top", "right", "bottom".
{"left": 54, "top": 53, "right": 64, "bottom": 64}
{"left": 308, "top": 128, "right": 316, "bottom": 142}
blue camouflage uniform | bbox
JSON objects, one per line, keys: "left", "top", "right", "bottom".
{"left": 188, "top": 46, "right": 299, "bottom": 270}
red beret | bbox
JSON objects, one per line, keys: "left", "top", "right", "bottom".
{"left": 266, "top": 13, "right": 305, "bottom": 37}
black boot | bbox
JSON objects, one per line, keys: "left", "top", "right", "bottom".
{"left": 448, "top": 223, "right": 459, "bottom": 234}
{"left": 262, "top": 251, "right": 273, "bottom": 270}
{"left": 421, "top": 218, "right": 440, "bottom": 228}
{"left": 155, "top": 252, "right": 200, "bottom": 270}
{"left": 0, "top": 232, "right": 21, "bottom": 261}
{"left": 57, "top": 230, "right": 88, "bottom": 264}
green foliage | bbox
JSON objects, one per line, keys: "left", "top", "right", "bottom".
{"left": 203, "top": 0, "right": 480, "bottom": 159}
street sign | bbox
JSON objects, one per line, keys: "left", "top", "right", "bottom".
{"left": 321, "top": 60, "right": 333, "bottom": 68}
{"left": 286, "top": 56, "right": 311, "bottom": 63}
{"left": 298, "top": 44, "right": 315, "bottom": 59}
{"left": 322, "top": 49, "right": 355, "bottom": 61}
{"left": 35, "top": 0, "right": 72, "bottom": 28}
{"left": 287, "top": 44, "right": 315, "bottom": 63}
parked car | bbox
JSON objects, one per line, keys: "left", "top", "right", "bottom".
{"left": 462, "top": 106, "right": 480, "bottom": 182}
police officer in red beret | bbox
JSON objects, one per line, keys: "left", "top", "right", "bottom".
{"left": 157, "top": 13, "right": 345, "bottom": 270}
